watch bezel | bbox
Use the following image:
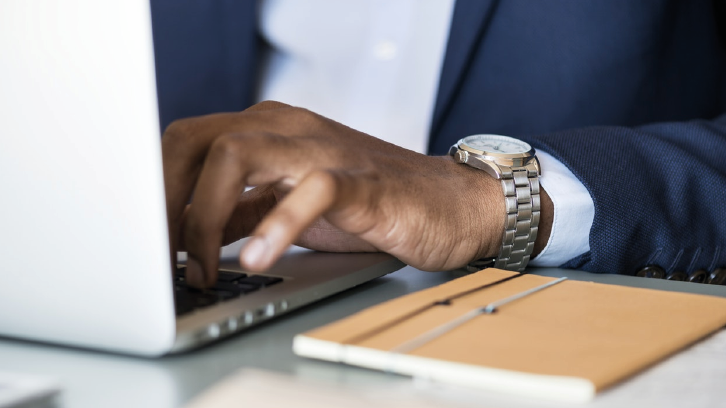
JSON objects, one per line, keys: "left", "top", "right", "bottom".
{"left": 456, "top": 135, "right": 536, "bottom": 168}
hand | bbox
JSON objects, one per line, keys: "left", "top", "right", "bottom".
{"left": 161, "top": 101, "right": 552, "bottom": 288}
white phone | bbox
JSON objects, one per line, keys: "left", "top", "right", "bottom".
{"left": 0, "top": 372, "right": 59, "bottom": 408}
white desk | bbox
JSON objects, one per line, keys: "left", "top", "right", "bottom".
{"left": 1, "top": 266, "right": 725, "bottom": 408}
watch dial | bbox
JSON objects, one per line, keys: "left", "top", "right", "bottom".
{"left": 462, "top": 135, "right": 531, "bottom": 154}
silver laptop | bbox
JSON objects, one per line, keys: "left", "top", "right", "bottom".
{"left": 0, "top": 0, "right": 403, "bottom": 356}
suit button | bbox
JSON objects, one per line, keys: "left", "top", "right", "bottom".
{"left": 636, "top": 265, "right": 665, "bottom": 279}
{"left": 707, "top": 268, "right": 726, "bottom": 285}
{"left": 665, "top": 271, "right": 688, "bottom": 281}
{"left": 689, "top": 269, "right": 708, "bottom": 283}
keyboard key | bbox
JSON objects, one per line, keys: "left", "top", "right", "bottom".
{"left": 217, "top": 271, "right": 247, "bottom": 282}
{"left": 212, "top": 289, "right": 240, "bottom": 301}
{"left": 174, "top": 285, "right": 220, "bottom": 316}
{"left": 175, "top": 267, "right": 245, "bottom": 282}
{"left": 238, "top": 275, "right": 283, "bottom": 287}
{"left": 211, "top": 282, "right": 242, "bottom": 292}
{"left": 209, "top": 282, "right": 243, "bottom": 299}
{"left": 175, "top": 292, "right": 215, "bottom": 316}
{"left": 235, "top": 283, "right": 262, "bottom": 294}
{"left": 192, "top": 292, "right": 218, "bottom": 309}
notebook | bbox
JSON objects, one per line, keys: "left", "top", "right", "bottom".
{"left": 293, "top": 268, "right": 726, "bottom": 402}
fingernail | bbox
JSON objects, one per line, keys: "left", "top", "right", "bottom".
{"left": 242, "top": 237, "right": 269, "bottom": 269}
{"left": 186, "top": 256, "right": 205, "bottom": 287}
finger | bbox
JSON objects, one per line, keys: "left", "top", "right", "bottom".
{"left": 183, "top": 132, "right": 303, "bottom": 287}
{"left": 221, "top": 185, "right": 278, "bottom": 245}
{"left": 175, "top": 185, "right": 279, "bottom": 251}
{"left": 239, "top": 168, "right": 384, "bottom": 271}
{"left": 161, "top": 115, "right": 235, "bottom": 262}
{"left": 295, "top": 217, "right": 379, "bottom": 252}
{"left": 239, "top": 169, "right": 340, "bottom": 271}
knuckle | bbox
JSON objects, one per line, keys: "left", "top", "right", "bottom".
{"left": 208, "top": 133, "right": 246, "bottom": 161}
{"left": 288, "top": 106, "right": 318, "bottom": 126}
{"left": 307, "top": 169, "right": 338, "bottom": 194}
{"left": 162, "top": 118, "right": 194, "bottom": 141}
{"left": 208, "top": 131, "right": 287, "bottom": 160}
{"left": 256, "top": 100, "right": 290, "bottom": 110}
{"left": 161, "top": 118, "right": 201, "bottom": 154}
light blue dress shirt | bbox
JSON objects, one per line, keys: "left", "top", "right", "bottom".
{"left": 256, "top": 0, "right": 594, "bottom": 267}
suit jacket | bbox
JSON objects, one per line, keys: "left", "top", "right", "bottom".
{"left": 150, "top": 0, "right": 726, "bottom": 278}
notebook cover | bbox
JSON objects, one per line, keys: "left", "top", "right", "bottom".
{"left": 293, "top": 269, "right": 726, "bottom": 402}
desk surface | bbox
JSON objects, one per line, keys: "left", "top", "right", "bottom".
{"left": 1, "top": 266, "right": 725, "bottom": 408}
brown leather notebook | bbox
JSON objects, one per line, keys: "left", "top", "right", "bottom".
{"left": 293, "top": 269, "right": 726, "bottom": 402}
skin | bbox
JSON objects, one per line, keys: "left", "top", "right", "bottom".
{"left": 162, "top": 101, "right": 553, "bottom": 288}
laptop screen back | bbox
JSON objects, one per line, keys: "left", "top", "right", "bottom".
{"left": 0, "top": 0, "right": 176, "bottom": 355}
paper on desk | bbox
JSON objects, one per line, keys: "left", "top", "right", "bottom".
{"left": 184, "top": 368, "right": 453, "bottom": 408}
{"left": 0, "top": 371, "right": 60, "bottom": 408}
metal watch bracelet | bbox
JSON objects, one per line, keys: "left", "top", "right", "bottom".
{"left": 467, "top": 161, "right": 540, "bottom": 272}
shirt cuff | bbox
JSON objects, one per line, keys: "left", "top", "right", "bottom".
{"left": 528, "top": 150, "right": 594, "bottom": 267}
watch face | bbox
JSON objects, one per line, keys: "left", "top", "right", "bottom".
{"left": 461, "top": 134, "right": 532, "bottom": 155}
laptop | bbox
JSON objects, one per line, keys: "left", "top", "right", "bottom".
{"left": 0, "top": 0, "right": 403, "bottom": 356}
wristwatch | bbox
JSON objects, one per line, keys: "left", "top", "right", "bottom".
{"left": 449, "top": 134, "right": 541, "bottom": 272}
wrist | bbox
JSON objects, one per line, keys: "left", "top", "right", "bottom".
{"left": 440, "top": 151, "right": 553, "bottom": 270}
{"left": 440, "top": 155, "right": 504, "bottom": 263}
{"left": 531, "top": 186, "right": 553, "bottom": 259}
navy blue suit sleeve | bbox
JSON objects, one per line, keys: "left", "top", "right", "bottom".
{"left": 522, "top": 114, "right": 726, "bottom": 276}
{"left": 427, "top": 0, "right": 726, "bottom": 276}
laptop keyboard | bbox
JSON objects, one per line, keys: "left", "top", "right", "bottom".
{"left": 174, "top": 266, "right": 283, "bottom": 316}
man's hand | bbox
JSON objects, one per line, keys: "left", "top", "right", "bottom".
{"left": 162, "top": 101, "right": 551, "bottom": 288}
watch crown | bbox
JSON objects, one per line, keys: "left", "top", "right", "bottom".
{"left": 454, "top": 150, "right": 468, "bottom": 163}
